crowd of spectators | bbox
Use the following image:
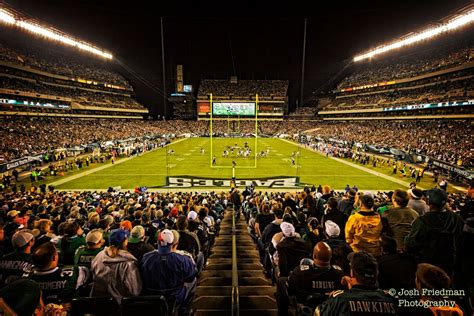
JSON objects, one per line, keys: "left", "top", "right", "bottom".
{"left": 0, "top": 180, "right": 472, "bottom": 315}
{"left": 0, "top": 43, "right": 130, "bottom": 89}
{"left": 338, "top": 43, "right": 473, "bottom": 89}
{"left": 305, "top": 120, "right": 473, "bottom": 168}
{"left": 326, "top": 75, "right": 473, "bottom": 111}
{"left": 0, "top": 76, "right": 144, "bottom": 110}
{"left": 0, "top": 118, "right": 178, "bottom": 163}
{"left": 197, "top": 79, "right": 289, "bottom": 99}
{"left": 244, "top": 183, "right": 473, "bottom": 315}
{"left": 0, "top": 188, "right": 226, "bottom": 314}
{"left": 1, "top": 118, "right": 471, "bottom": 168}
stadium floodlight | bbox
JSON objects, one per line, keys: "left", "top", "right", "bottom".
{"left": 0, "top": 9, "right": 15, "bottom": 24}
{"left": 0, "top": 6, "right": 113, "bottom": 59}
{"left": 354, "top": 9, "right": 474, "bottom": 62}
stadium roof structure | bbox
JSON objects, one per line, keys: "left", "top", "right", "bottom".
{"left": 353, "top": 3, "right": 474, "bottom": 62}
{"left": 0, "top": 3, "right": 113, "bottom": 59}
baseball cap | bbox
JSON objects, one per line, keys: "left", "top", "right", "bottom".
{"left": 129, "top": 225, "right": 145, "bottom": 244}
{"left": 157, "top": 229, "right": 179, "bottom": 247}
{"left": 280, "top": 222, "right": 295, "bottom": 237}
{"left": 109, "top": 229, "right": 130, "bottom": 246}
{"left": 12, "top": 230, "right": 34, "bottom": 248}
{"left": 86, "top": 229, "right": 104, "bottom": 244}
{"left": 187, "top": 210, "right": 198, "bottom": 221}
{"left": 348, "top": 251, "right": 378, "bottom": 282}
{"left": 324, "top": 220, "right": 340, "bottom": 237}
{"left": 426, "top": 188, "right": 447, "bottom": 207}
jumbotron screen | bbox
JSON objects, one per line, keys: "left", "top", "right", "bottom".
{"left": 212, "top": 102, "right": 256, "bottom": 116}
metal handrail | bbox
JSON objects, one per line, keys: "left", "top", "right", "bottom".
{"left": 231, "top": 208, "right": 239, "bottom": 316}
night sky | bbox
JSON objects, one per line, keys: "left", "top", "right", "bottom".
{"left": 3, "top": 0, "right": 472, "bottom": 116}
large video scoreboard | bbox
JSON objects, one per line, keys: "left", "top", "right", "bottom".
{"left": 197, "top": 100, "right": 285, "bottom": 119}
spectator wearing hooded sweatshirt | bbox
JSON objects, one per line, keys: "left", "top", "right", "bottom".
{"left": 90, "top": 229, "right": 142, "bottom": 303}
{"left": 405, "top": 188, "right": 463, "bottom": 276}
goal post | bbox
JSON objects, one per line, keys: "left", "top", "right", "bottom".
{"left": 209, "top": 93, "right": 259, "bottom": 169}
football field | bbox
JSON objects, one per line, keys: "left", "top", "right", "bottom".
{"left": 55, "top": 137, "right": 410, "bottom": 191}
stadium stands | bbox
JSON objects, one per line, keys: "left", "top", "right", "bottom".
{"left": 198, "top": 79, "right": 289, "bottom": 100}
{"left": 317, "top": 33, "right": 474, "bottom": 120}
{"left": 0, "top": 32, "right": 147, "bottom": 117}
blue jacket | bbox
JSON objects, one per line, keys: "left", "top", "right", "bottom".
{"left": 140, "top": 247, "right": 197, "bottom": 302}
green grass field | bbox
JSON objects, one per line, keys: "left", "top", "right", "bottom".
{"left": 53, "top": 137, "right": 427, "bottom": 191}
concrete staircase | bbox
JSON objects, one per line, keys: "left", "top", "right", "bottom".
{"left": 193, "top": 210, "right": 277, "bottom": 315}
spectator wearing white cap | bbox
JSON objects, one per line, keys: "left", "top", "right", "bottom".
{"left": 322, "top": 220, "right": 347, "bottom": 252}
{"left": 321, "top": 197, "right": 347, "bottom": 240}
{"left": 0, "top": 230, "right": 35, "bottom": 287}
{"left": 187, "top": 210, "right": 209, "bottom": 258}
{"left": 141, "top": 229, "right": 197, "bottom": 315}
{"left": 276, "top": 222, "right": 311, "bottom": 277}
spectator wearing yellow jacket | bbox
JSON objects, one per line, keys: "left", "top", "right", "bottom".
{"left": 345, "top": 194, "right": 382, "bottom": 257}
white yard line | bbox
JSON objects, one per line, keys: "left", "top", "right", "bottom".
{"left": 278, "top": 138, "right": 425, "bottom": 190}
{"left": 48, "top": 138, "right": 188, "bottom": 187}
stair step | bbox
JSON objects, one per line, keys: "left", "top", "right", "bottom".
{"left": 196, "top": 286, "right": 232, "bottom": 296}
{"left": 238, "top": 277, "right": 272, "bottom": 286}
{"left": 239, "top": 286, "right": 276, "bottom": 296}
{"left": 239, "top": 295, "right": 277, "bottom": 310}
{"left": 198, "top": 277, "right": 231, "bottom": 286}
{"left": 193, "top": 296, "right": 231, "bottom": 310}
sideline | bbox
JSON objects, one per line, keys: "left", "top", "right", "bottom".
{"left": 48, "top": 138, "right": 188, "bottom": 187}
{"left": 278, "top": 138, "right": 425, "bottom": 190}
